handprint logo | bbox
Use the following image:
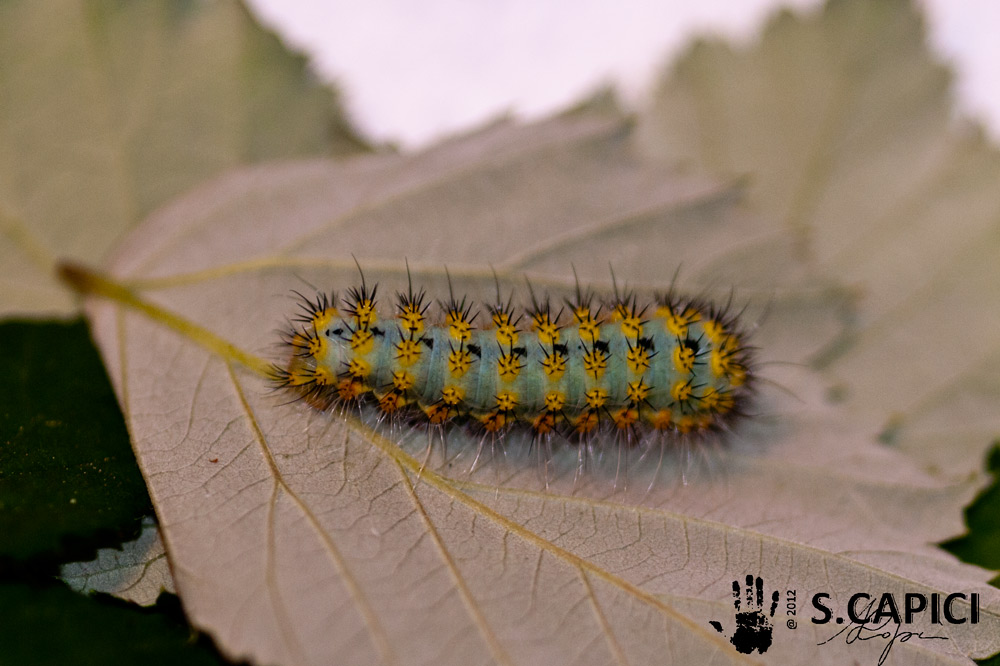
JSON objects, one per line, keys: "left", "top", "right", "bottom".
{"left": 709, "top": 575, "right": 780, "bottom": 654}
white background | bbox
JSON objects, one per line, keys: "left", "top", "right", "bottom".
{"left": 244, "top": 0, "right": 1000, "bottom": 149}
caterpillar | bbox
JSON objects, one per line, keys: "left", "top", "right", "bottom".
{"left": 272, "top": 272, "right": 756, "bottom": 455}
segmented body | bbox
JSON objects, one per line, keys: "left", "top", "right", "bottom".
{"left": 273, "top": 279, "right": 753, "bottom": 440}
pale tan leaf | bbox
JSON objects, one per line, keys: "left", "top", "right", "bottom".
{"left": 0, "top": 0, "right": 365, "bottom": 317}
{"left": 639, "top": 0, "right": 1000, "bottom": 477}
{"left": 76, "top": 103, "right": 1000, "bottom": 666}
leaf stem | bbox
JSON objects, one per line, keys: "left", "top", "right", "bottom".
{"left": 57, "top": 261, "right": 273, "bottom": 377}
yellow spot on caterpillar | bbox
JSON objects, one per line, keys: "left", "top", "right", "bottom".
{"left": 702, "top": 319, "right": 727, "bottom": 344}
{"left": 336, "top": 378, "right": 365, "bottom": 401}
{"left": 495, "top": 391, "right": 518, "bottom": 412}
{"left": 312, "top": 308, "right": 337, "bottom": 334}
{"left": 612, "top": 408, "right": 638, "bottom": 430}
{"left": 448, "top": 348, "right": 473, "bottom": 377}
{"left": 352, "top": 300, "right": 376, "bottom": 329}
{"left": 574, "top": 411, "right": 599, "bottom": 433}
{"left": 395, "top": 339, "right": 422, "bottom": 366}
{"left": 717, "top": 333, "right": 742, "bottom": 359}
{"left": 701, "top": 388, "right": 734, "bottom": 414}
{"left": 543, "top": 391, "right": 566, "bottom": 412}
{"left": 661, "top": 307, "right": 701, "bottom": 337}
{"left": 612, "top": 304, "right": 642, "bottom": 339}
{"left": 424, "top": 403, "right": 453, "bottom": 424}
{"left": 626, "top": 380, "right": 650, "bottom": 404}
{"left": 626, "top": 346, "right": 650, "bottom": 374}
{"left": 350, "top": 329, "right": 374, "bottom": 354}
{"left": 671, "top": 380, "right": 693, "bottom": 403}
{"left": 709, "top": 333, "right": 746, "bottom": 385}
{"left": 441, "top": 385, "right": 464, "bottom": 406}
{"left": 307, "top": 334, "right": 328, "bottom": 359}
{"left": 346, "top": 358, "right": 370, "bottom": 378}
{"left": 541, "top": 351, "right": 566, "bottom": 380}
{"left": 286, "top": 369, "right": 313, "bottom": 387}
{"left": 392, "top": 370, "right": 414, "bottom": 392}
{"left": 495, "top": 323, "right": 518, "bottom": 346}
{"left": 582, "top": 348, "right": 607, "bottom": 379}
{"left": 492, "top": 310, "right": 519, "bottom": 346}
{"left": 710, "top": 349, "right": 746, "bottom": 386}
{"left": 531, "top": 312, "right": 560, "bottom": 345}
{"left": 584, "top": 388, "right": 608, "bottom": 410}
{"left": 497, "top": 351, "right": 523, "bottom": 382}
{"left": 576, "top": 313, "right": 600, "bottom": 341}
{"left": 492, "top": 311, "right": 512, "bottom": 327}
{"left": 398, "top": 304, "right": 424, "bottom": 335}
{"left": 290, "top": 332, "right": 309, "bottom": 351}
{"left": 621, "top": 318, "right": 642, "bottom": 338}
{"left": 290, "top": 332, "right": 328, "bottom": 360}
{"left": 709, "top": 349, "right": 727, "bottom": 377}
{"left": 532, "top": 412, "right": 558, "bottom": 434}
{"left": 676, "top": 415, "right": 695, "bottom": 434}
{"left": 672, "top": 345, "right": 695, "bottom": 374}
{"left": 447, "top": 310, "right": 472, "bottom": 342}
{"left": 378, "top": 391, "right": 406, "bottom": 413}
{"left": 313, "top": 366, "right": 334, "bottom": 387}
{"left": 650, "top": 409, "right": 673, "bottom": 430}
{"left": 482, "top": 411, "right": 508, "bottom": 432}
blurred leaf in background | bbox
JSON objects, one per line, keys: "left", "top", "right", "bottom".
{"left": 0, "top": 0, "right": 367, "bottom": 317}
{"left": 639, "top": 0, "right": 1000, "bottom": 479}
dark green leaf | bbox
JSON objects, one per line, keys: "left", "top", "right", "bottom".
{"left": 0, "top": 582, "right": 235, "bottom": 666}
{"left": 944, "top": 444, "right": 1000, "bottom": 582}
{"left": 0, "top": 320, "right": 151, "bottom": 564}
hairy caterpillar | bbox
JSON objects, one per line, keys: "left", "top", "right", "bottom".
{"left": 272, "top": 272, "right": 756, "bottom": 461}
